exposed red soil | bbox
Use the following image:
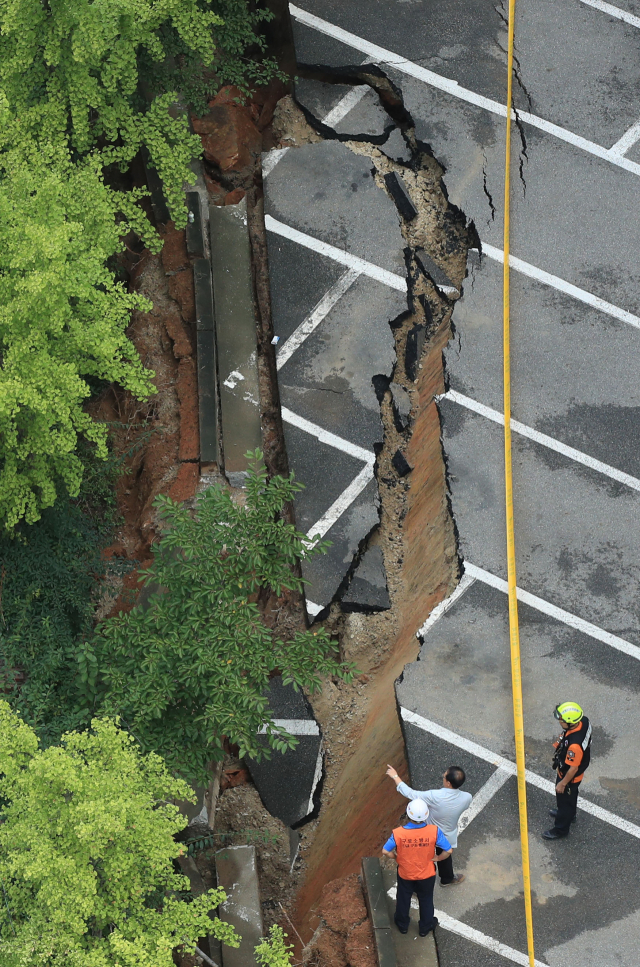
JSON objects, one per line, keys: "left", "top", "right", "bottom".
{"left": 302, "top": 874, "right": 376, "bottom": 967}
{"left": 293, "top": 308, "right": 458, "bottom": 942}
{"left": 89, "top": 222, "right": 201, "bottom": 615}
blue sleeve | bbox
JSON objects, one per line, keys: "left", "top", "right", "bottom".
{"left": 383, "top": 833, "right": 396, "bottom": 851}
{"left": 436, "top": 829, "right": 452, "bottom": 851}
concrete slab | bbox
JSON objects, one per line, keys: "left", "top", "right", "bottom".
{"left": 264, "top": 140, "right": 405, "bottom": 275}
{"left": 390, "top": 383, "right": 411, "bottom": 432}
{"left": 186, "top": 191, "right": 205, "bottom": 258}
{"left": 380, "top": 865, "right": 439, "bottom": 967}
{"left": 296, "top": 78, "right": 394, "bottom": 141}
{"left": 209, "top": 199, "right": 262, "bottom": 474}
{"left": 302, "top": 476, "right": 380, "bottom": 609}
{"left": 246, "top": 677, "right": 322, "bottom": 828}
{"left": 216, "top": 845, "right": 263, "bottom": 967}
{"left": 341, "top": 545, "right": 391, "bottom": 613}
{"left": 278, "top": 274, "right": 401, "bottom": 453}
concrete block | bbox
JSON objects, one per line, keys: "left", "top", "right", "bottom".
{"left": 295, "top": 78, "right": 393, "bottom": 142}
{"left": 383, "top": 172, "right": 418, "bottom": 221}
{"left": 362, "top": 857, "right": 392, "bottom": 930}
{"left": 216, "top": 845, "right": 263, "bottom": 967}
{"left": 194, "top": 259, "right": 215, "bottom": 331}
{"left": 342, "top": 546, "right": 391, "bottom": 613}
{"left": 415, "top": 248, "right": 459, "bottom": 297}
{"left": 392, "top": 450, "right": 412, "bottom": 477}
{"left": 197, "top": 328, "right": 219, "bottom": 464}
{"left": 382, "top": 128, "right": 413, "bottom": 164}
{"left": 390, "top": 382, "right": 411, "bottom": 432}
{"left": 209, "top": 198, "right": 262, "bottom": 474}
{"left": 405, "top": 323, "right": 426, "bottom": 381}
{"left": 186, "top": 191, "right": 205, "bottom": 258}
{"left": 246, "top": 676, "right": 323, "bottom": 828}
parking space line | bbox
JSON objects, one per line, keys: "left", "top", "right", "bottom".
{"left": 577, "top": 0, "right": 640, "bottom": 29}
{"left": 385, "top": 886, "right": 548, "bottom": 965}
{"left": 434, "top": 911, "right": 549, "bottom": 967}
{"left": 464, "top": 562, "right": 640, "bottom": 662}
{"left": 262, "top": 62, "right": 370, "bottom": 178}
{"left": 459, "top": 767, "right": 512, "bottom": 832}
{"left": 608, "top": 116, "right": 640, "bottom": 157}
{"left": 266, "top": 215, "right": 407, "bottom": 291}
{"left": 417, "top": 572, "right": 476, "bottom": 638}
{"left": 290, "top": 4, "right": 640, "bottom": 177}
{"left": 442, "top": 390, "right": 640, "bottom": 492}
{"left": 306, "top": 463, "right": 374, "bottom": 541}
{"left": 277, "top": 268, "right": 361, "bottom": 370}
{"left": 479, "top": 243, "right": 640, "bottom": 329}
{"left": 281, "top": 406, "right": 375, "bottom": 462}
{"left": 400, "top": 707, "right": 640, "bottom": 839}
{"left": 467, "top": 562, "right": 640, "bottom": 659}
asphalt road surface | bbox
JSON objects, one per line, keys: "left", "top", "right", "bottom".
{"left": 290, "top": 1, "right": 640, "bottom": 964}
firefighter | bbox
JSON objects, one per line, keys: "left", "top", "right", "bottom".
{"left": 542, "top": 701, "right": 592, "bottom": 840}
{"left": 382, "top": 799, "right": 452, "bottom": 937}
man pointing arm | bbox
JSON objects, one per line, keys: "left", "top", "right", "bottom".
{"left": 386, "top": 764, "right": 471, "bottom": 886}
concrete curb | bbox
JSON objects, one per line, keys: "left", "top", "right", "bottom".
{"left": 361, "top": 857, "right": 397, "bottom": 967}
{"left": 216, "top": 845, "right": 264, "bottom": 967}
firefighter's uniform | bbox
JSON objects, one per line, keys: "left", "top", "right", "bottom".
{"left": 547, "top": 704, "right": 592, "bottom": 838}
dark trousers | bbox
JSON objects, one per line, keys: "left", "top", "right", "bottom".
{"left": 554, "top": 780, "right": 581, "bottom": 834}
{"left": 436, "top": 846, "right": 454, "bottom": 884}
{"left": 394, "top": 872, "right": 437, "bottom": 934}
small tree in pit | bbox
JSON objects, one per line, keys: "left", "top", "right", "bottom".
{"left": 95, "top": 451, "right": 355, "bottom": 781}
{"left": 0, "top": 704, "right": 239, "bottom": 967}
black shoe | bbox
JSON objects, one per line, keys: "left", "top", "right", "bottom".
{"left": 549, "top": 809, "right": 576, "bottom": 823}
{"left": 419, "top": 917, "right": 439, "bottom": 937}
{"left": 542, "top": 828, "right": 568, "bottom": 839}
{"left": 394, "top": 923, "right": 409, "bottom": 935}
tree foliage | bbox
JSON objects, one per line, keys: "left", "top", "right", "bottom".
{"left": 94, "top": 452, "right": 354, "bottom": 781}
{"left": 0, "top": 158, "right": 155, "bottom": 528}
{"left": 0, "top": 705, "right": 239, "bottom": 967}
{"left": 255, "top": 926, "right": 294, "bottom": 967}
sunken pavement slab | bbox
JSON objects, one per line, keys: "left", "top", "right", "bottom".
{"left": 264, "top": 138, "right": 408, "bottom": 613}
{"left": 245, "top": 676, "right": 323, "bottom": 829}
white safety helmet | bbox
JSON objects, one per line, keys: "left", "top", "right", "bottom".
{"left": 406, "top": 799, "right": 430, "bottom": 823}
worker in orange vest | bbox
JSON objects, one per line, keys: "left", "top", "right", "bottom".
{"left": 382, "top": 799, "right": 452, "bottom": 937}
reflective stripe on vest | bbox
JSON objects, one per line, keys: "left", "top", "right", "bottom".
{"left": 393, "top": 824, "right": 438, "bottom": 880}
{"left": 558, "top": 716, "right": 592, "bottom": 779}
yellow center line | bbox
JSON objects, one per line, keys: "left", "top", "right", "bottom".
{"left": 502, "top": 0, "right": 536, "bottom": 964}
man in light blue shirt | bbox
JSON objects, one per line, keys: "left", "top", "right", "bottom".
{"left": 386, "top": 764, "right": 472, "bottom": 886}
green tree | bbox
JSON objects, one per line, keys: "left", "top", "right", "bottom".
{"left": 0, "top": 705, "right": 239, "bottom": 966}
{"left": 0, "top": 158, "right": 155, "bottom": 529}
{"left": 95, "top": 452, "right": 354, "bottom": 781}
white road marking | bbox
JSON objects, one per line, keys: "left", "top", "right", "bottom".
{"left": 416, "top": 572, "right": 476, "bottom": 639}
{"left": 387, "top": 886, "right": 548, "bottom": 966}
{"left": 281, "top": 407, "right": 375, "bottom": 463}
{"left": 258, "top": 719, "right": 320, "bottom": 735}
{"left": 306, "top": 600, "right": 323, "bottom": 616}
{"left": 608, "top": 116, "right": 640, "bottom": 157}
{"left": 262, "top": 147, "right": 290, "bottom": 178}
{"left": 458, "top": 768, "right": 512, "bottom": 833}
{"left": 306, "top": 463, "right": 375, "bottom": 541}
{"left": 277, "top": 268, "right": 361, "bottom": 370}
{"left": 434, "top": 911, "right": 549, "bottom": 967}
{"left": 308, "top": 741, "right": 324, "bottom": 813}
{"left": 266, "top": 215, "right": 407, "bottom": 292}
{"left": 400, "top": 707, "right": 640, "bottom": 839}
{"left": 262, "top": 67, "right": 370, "bottom": 178}
{"left": 290, "top": 4, "right": 640, "bottom": 178}
{"left": 443, "top": 390, "right": 640, "bottom": 493}
{"left": 464, "top": 562, "right": 640, "bottom": 662}
{"left": 322, "top": 83, "right": 370, "bottom": 126}
{"left": 479, "top": 243, "right": 640, "bottom": 330}
{"left": 577, "top": 0, "right": 640, "bottom": 30}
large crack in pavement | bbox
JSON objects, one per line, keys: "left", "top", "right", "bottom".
{"left": 259, "top": 64, "right": 479, "bottom": 946}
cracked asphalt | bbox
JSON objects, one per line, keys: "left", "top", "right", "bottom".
{"left": 290, "top": 0, "right": 640, "bottom": 964}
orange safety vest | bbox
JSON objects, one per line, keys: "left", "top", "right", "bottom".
{"left": 393, "top": 824, "right": 439, "bottom": 880}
